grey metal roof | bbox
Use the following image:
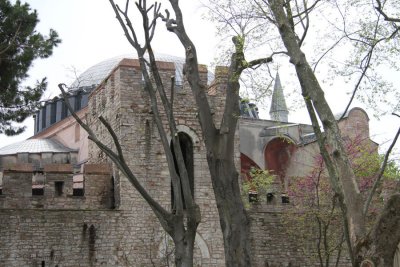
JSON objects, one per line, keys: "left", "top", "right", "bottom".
{"left": 70, "top": 53, "right": 214, "bottom": 90}
{"left": 0, "top": 139, "right": 77, "bottom": 155}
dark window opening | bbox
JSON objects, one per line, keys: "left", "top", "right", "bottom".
{"left": 73, "top": 188, "right": 84, "bottom": 196}
{"left": 75, "top": 94, "right": 82, "bottom": 111}
{"left": 267, "top": 193, "right": 274, "bottom": 203}
{"left": 249, "top": 191, "right": 258, "bottom": 203}
{"left": 34, "top": 114, "right": 39, "bottom": 133}
{"left": 110, "top": 176, "right": 116, "bottom": 209}
{"left": 50, "top": 102, "right": 57, "bottom": 124}
{"left": 61, "top": 101, "right": 68, "bottom": 119}
{"left": 281, "top": 194, "right": 290, "bottom": 204}
{"left": 41, "top": 108, "right": 46, "bottom": 129}
{"left": 0, "top": 188, "right": 3, "bottom": 195}
{"left": 171, "top": 132, "right": 194, "bottom": 211}
{"left": 54, "top": 181, "right": 64, "bottom": 196}
{"left": 41, "top": 261, "right": 45, "bottom": 267}
{"left": 32, "top": 188, "right": 44, "bottom": 196}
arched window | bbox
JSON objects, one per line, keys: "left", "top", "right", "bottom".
{"left": 171, "top": 132, "right": 194, "bottom": 210}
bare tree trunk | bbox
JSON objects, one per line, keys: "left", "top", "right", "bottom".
{"left": 162, "top": 3, "right": 265, "bottom": 265}
{"left": 354, "top": 194, "right": 400, "bottom": 267}
{"left": 207, "top": 157, "right": 252, "bottom": 266}
{"left": 172, "top": 218, "right": 196, "bottom": 267}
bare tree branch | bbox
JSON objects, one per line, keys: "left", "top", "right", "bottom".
{"left": 363, "top": 124, "right": 400, "bottom": 215}
{"left": 375, "top": 0, "right": 400, "bottom": 23}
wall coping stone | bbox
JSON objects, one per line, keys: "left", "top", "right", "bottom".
{"left": 83, "top": 163, "right": 111, "bottom": 175}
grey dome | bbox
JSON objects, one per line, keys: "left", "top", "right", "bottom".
{"left": 0, "top": 139, "right": 77, "bottom": 155}
{"left": 70, "top": 53, "right": 214, "bottom": 90}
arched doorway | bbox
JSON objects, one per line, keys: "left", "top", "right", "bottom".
{"left": 171, "top": 132, "right": 194, "bottom": 210}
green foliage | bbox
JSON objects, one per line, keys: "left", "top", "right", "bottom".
{"left": 242, "top": 168, "right": 274, "bottom": 207}
{"left": 0, "top": 0, "right": 61, "bottom": 135}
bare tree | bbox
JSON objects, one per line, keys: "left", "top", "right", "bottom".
{"left": 107, "top": 0, "right": 275, "bottom": 266}
{"left": 59, "top": 1, "right": 201, "bottom": 265}
{"left": 205, "top": 0, "right": 400, "bottom": 265}
{"left": 262, "top": 0, "right": 400, "bottom": 265}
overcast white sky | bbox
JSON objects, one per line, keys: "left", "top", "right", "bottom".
{"left": 1, "top": 0, "right": 399, "bottom": 162}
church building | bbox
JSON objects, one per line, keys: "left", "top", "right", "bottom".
{"left": 0, "top": 54, "right": 376, "bottom": 266}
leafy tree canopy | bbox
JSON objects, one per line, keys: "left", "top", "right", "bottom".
{"left": 0, "top": 0, "right": 60, "bottom": 135}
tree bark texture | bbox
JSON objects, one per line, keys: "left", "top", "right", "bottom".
{"left": 207, "top": 156, "right": 252, "bottom": 267}
{"left": 355, "top": 194, "right": 400, "bottom": 267}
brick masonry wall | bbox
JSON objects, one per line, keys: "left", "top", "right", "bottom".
{"left": 0, "top": 58, "right": 359, "bottom": 266}
{"left": 85, "top": 59, "right": 226, "bottom": 266}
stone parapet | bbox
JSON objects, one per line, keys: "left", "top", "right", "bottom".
{"left": 2, "top": 163, "right": 34, "bottom": 173}
{"left": 44, "top": 164, "right": 73, "bottom": 173}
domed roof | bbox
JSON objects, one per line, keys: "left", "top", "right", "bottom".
{"left": 70, "top": 53, "right": 214, "bottom": 90}
{"left": 0, "top": 139, "right": 77, "bottom": 155}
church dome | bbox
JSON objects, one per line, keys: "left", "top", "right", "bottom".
{"left": 70, "top": 53, "right": 214, "bottom": 90}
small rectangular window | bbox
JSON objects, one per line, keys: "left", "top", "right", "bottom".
{"left": 248, "top": 191, "right": 258, "bottom": 203}
{"left": 54, "top": 181, "right": 64, "bottom": 196}
{"left": 73, "top": 188, "right": 84, "bottom": 196}
{"left": 32, "top": 187, "right": 44, "bottom": 196}
{"left": 281, "top": 194, "right": 290, "bottom": 204}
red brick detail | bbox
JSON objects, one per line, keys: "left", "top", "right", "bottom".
{"left": 44, "top": 164, "right": 73, "bottom": 173}
{"left": 2, "top": 163, "right": 33, "bottom": 173}
{"left": 84, "top": 164, "right": 111, "bottom": 175}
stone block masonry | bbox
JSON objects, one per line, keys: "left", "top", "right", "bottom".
{"left": 0, "top": 57, "right": 359, "bottom": 266}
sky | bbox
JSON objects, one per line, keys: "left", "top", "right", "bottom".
{"left": 1, "top": 0, "right": 399, "bottom": 162}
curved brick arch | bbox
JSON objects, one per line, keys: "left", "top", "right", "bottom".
{"left": 177, "top": 125, "right": 200, "bottom": 144}
{"left": 264, "top": 137, "right": 297, "bottom": 188}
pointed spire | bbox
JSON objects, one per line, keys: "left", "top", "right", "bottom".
{"left": 269, "top": 72, "right": 289, "bottom": 122}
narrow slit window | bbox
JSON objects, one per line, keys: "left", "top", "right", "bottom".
{"left": 0, "top": 171, "right": 3, "bottom": 195}
{"left": 54, "top": 181, "right": 64, "bottom": 196}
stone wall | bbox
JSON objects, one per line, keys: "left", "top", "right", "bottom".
{"left": 85, "top": 58, "right": 227, "bottom": 266}
{"left": 0, "top": 209, "right": 156, "bottom": 267}
{"left": 0, "top": 163, "right": 113, "bottom": 210}
{"left": 249, "top": 204, "right": 352, "bottom": 267}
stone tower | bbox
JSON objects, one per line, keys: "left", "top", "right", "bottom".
{"left": 269, "top": 72, "right": 289, "bottom": 122}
